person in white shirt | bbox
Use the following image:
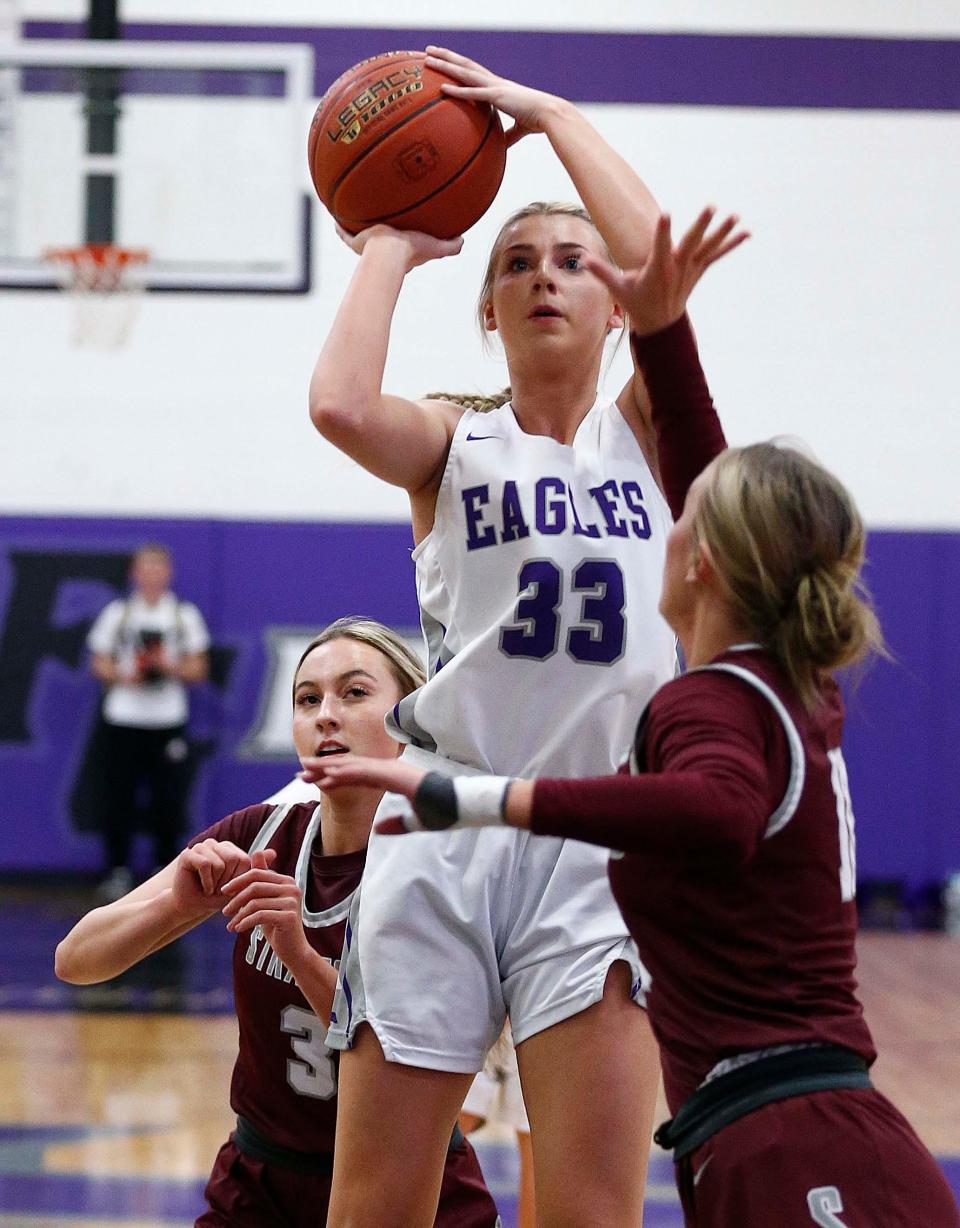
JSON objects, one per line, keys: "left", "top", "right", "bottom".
{"left": 86, "top": 543, "right": 210, "bottom": 900}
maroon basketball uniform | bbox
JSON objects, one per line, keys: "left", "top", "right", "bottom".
{"left": 531, "top": 648, "right": 960, "bottom": 1225}
{"left": 199, "top": 1129, "right": 496, "bottom": 1228}
{"left": 673, "top": 1086, "right": 960, "bottom": 1227}
{"left": 191, "top": 802, "right": 499, "bottom": 1227}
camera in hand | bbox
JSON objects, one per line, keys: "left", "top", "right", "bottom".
{"left": 137, "top": 629, "right": 165, "bottom": 684}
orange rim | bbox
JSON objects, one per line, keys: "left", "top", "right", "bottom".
{"left": 45, "top": 244, "right": 150, "bottom": 269}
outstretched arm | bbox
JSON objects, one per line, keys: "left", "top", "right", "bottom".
{"left": 303, "top": 675, "right": 779, "bottom": 864}
{"left": 310, "top": 758, "right": 769, "bottom": 862}
{"left": 586, "top": 208, "right": 748, "bottom": 517}
{"left": 628, "top": 316, "right": 726, "bottom": 520}
{"left": 309, "top": 226, "right": 464, "bottom": 500}
{"left": 425, "top": 46, "right": 658, "bottom": 270}
{"left": 426, "top": 48, "right": 745, "bottom": 469}
{"left": 54, "top": 840, "right": 267, "bottom": 984}
{"left": 426, "top": 44, "right": 657, "bottom": 428}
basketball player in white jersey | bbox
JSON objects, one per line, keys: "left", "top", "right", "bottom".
{"left": 309, "top": 46, "right": 746, "bottom": 1227}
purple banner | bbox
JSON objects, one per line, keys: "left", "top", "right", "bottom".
{"left": 842, "top": 531, "right": 960, "bottom": 891}
{"left": 24, "top": 22, "right": 960, "bottom": 112}
{"left": 20, "top": 64, "right": 288, "bottom": 98}
{"left": 0, "top": 515, "right": 958, "bottom": 895}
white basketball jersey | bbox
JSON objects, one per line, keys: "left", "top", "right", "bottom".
{"left": 390, "top": 397, "right": 676, "bottom": 778}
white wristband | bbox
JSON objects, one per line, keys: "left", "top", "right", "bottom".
{"left": 453, "top": 776, "right": 513, "bottom": 828}
{"left": 412, "top": 772, "right": 513, "bottom": 831}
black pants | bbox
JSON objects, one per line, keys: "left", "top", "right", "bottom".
{"left": 100, "top": 722, "right": 189, "bottom": 871}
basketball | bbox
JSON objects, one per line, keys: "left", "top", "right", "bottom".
{"left": 308, "top": 51, "right": 507, "bottom": 239}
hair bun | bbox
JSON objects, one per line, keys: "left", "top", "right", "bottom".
{"left": 695, "top": 442, "right": 884, "bottom": 709}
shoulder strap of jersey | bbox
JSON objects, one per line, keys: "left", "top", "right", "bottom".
{"left": 694, "top": 662, "right": 806, "bottom": 839}
{"left": 248, "top": 803, "right": 293, "bottom": 854}
{"left": 245, "top": 801, "right": 357, "bottom": 927}
{"left": 294, "top": 801, "right": 360, "bottom": 928}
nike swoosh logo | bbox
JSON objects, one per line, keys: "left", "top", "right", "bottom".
{"left": 465, "top": 432, "right": 501, "bottom": 441}
{"left": 692, "top": 1155, "right": 713, "bottom": 1186}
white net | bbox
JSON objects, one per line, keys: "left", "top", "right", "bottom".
{"left": 46, "top": 243, "right": 149, "bottom": 349}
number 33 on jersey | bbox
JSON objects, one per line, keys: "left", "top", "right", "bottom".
{"left": 393, "top": 399, "right": 677, "bottom": 778}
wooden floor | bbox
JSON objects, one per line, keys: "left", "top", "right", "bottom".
{"left": 0, "top": 931, "right": 957, "bottom": 1225}
{"left": 0, "top": 1013, "right": 238, "bottom": 1173}
{"left": 853, "top": 933, "right": 960, "bottom": 1154}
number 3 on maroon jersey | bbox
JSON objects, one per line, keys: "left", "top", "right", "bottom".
{"left": 807, "top": 1185, "right": 847, "bottom": 1226}
{"left": 281, "top": 1004, "right": 337, "bottom": 1099}
{"left": 828, "top": 749, "right": 857, "bottom": 903}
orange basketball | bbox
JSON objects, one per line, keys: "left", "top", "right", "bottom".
{"left": 308, "top": 51, "right": 507, "bottom": 240}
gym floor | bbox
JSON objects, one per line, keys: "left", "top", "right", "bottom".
{"left": 1, "top": 883, "right": 958, "bottom": 1226}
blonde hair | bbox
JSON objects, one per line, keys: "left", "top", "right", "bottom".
{"left": 422, "top": 387, "right": 512, "bottom": 413}
{"left": 293, "top": 617, "right": 425, "bottom": 703}
{"left": 427, "top": 201, "right": 616, "bottom": 414}
{"left": 693, "top": 443, "right": 884, "bottom": 709}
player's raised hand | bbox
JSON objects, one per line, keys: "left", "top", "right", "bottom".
{"left": 335, "top": 222, "right": 463, "bottom": 270}
{"left": 171, "top": 840, "right": 275, "bottom": 913}
{"left": 220, "top": 851, "right": 311, "bottom": 968}
{"left": 424, "top": 46, "right": 560, "bottom": 147}
{"left": 585, "top": 207, "right": 749, "bottom": 337}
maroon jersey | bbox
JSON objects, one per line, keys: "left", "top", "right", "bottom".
{"left": 630, "top": 313, "right": 727, "bottom": 520}
{"left": 192, "top": 803, "right": 500, "bottom": 1227}
{"left": 193, "top": 801, "right": 358, "bottom": 1153}
{"left": 531, "top": 647, "right": 876, "bottom": 1111}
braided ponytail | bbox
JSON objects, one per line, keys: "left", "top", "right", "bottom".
{"left": 423, "top": 388, "right": 512, "bottom": 414}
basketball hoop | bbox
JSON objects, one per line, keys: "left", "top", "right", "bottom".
{"left": 45, "top": 243, "right": 150, "bottom": 349}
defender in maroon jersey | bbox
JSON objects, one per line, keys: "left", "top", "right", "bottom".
{"left": 56, "top": 619, "right": 500, "bottom": 1228}
{"left": 312, "top": 305, "right": 960, "bottom": 1224}
{"left": 198, "top": 798, "right": 497, "bottom": 1228}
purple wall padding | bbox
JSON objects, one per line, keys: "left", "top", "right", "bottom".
{"left": 24, "top": 21, "right": 960, "bottom": 111}
{"left": 0, "top": 515, "right": 958, "bottom": 888}
{"left": 0, "top": 515, "right": 419, "bottom": 872}
{"left": 842, "top": 532, "right": 960, "bottom": 888}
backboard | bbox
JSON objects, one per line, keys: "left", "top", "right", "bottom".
{"left": 0, "top": 38, "right": 314, "bottom": 292}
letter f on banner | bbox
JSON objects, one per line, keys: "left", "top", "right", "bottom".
{"left": 0, "top": 550, "right": 129, "bottom": 742}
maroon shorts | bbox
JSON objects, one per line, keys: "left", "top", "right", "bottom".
{"left": 197, "top": 1133, "right": 500, "bottom": 1227}
{"left": 436, "top": 1136, "right": 503, "bottom": 1228}
{"left": 676, "top": 1088, "right": 960, "bottom": 1227}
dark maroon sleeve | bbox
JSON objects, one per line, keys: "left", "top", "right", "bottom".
{"left": 529, "top": 674, "right": 783, "bottom": 863}
{"left": 631, "top": 314, "right": 727, "bottom": 520}
{"left": 188, "top": 803, "right": 274, "bottom": 852}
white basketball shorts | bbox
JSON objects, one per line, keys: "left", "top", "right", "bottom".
{"left": 325, "top": 746, "right": 649, "bottom": 1072}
